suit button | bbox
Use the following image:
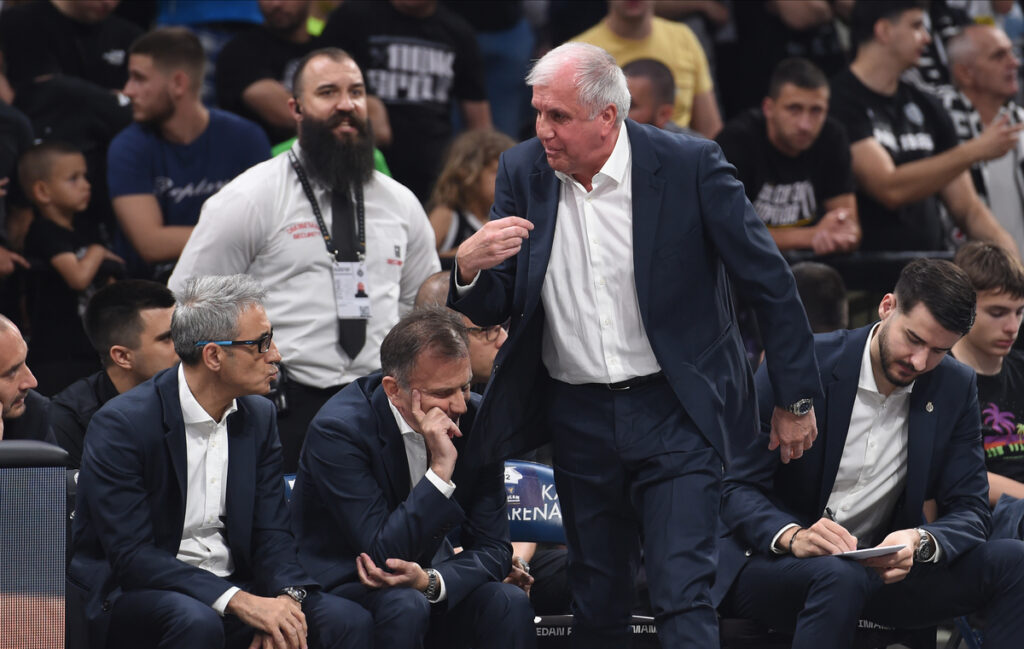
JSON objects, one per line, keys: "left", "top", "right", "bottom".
{"left": 744, "top": 549, "right": 752, "bottom": 557}
{"left": 102, "top": 600, "right": 111, "bottom": 612}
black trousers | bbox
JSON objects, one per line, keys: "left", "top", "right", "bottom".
{"left": 274, "top": 380, "right": 344, "bottom": 474}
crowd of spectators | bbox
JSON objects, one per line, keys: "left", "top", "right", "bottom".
{"left": 7, "top": 0, "right": 1024, "bottom": 647}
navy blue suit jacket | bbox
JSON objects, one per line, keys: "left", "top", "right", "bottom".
{"left": 69, "top": 366, "right": 312, "bottom": 647}
{"left": 290, "top": 374, "right": 511, "bottom": 610}
{"left": 449, "top": 120, "right": 822, "bottom": 464}
{"left": 714, "top": 326, "right": 991, "bottom": 605}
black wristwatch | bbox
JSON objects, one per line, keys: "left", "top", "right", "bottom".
{"left": 914, "top": 529, "right": 936, "bottom": 563}
{"left": 423, "top": 569, "right": 441, "bottom": 601}
{"left": 786, "top": 398, "right": 814, "bottom": 416}
{"left": 279, "top": 586, "right": 307, "bottom": 604}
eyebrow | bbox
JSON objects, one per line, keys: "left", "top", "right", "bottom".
{"left": 906, "top": 328, "right": 952, "bottom": 352}
{"left": 155, "top": 329, "right": 172, "bottom": 341}
{"left": 1, "top": 360, "right": 22, "bottom": 376}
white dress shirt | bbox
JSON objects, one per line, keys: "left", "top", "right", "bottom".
{"left": 169, "top": 142, "right": 440, "bottom": 388}
{"left": 541, "top": 122, "right": 660, "bottom": 384}
{"left": 388, "top": 400, "right": 455, "bottom": 602}
{"left": 176, "top": 364, "right": 239, "bottom": 614}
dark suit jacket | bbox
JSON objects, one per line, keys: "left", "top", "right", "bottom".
{"left": 449, "top": 120, "right": 822, "bottom": 464}
{"left": 69, "top": 366, "right": 312, "bottom": 648}
{"left": 290, "top": 374, "right": 511, "bottom": 610}
{"left": 714, "top": 326, "right": 991, "bottom": 604}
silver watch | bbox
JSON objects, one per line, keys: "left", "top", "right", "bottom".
{"left": 786, "top": 398, "right": 813, "bottom": 416}
{"left": 423, "top": 568, "right": 441, "bottom": 601}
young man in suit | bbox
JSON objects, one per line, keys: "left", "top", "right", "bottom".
{"left": 69, "top": 274, "right": 371, "bottom": 649}
{"left": 290, "top": 307, "right": 534, "bottom": 649}
{"left": 449, "top": 41, "right": 821, "bottom": 647}
{"left": 716, "top": 259, "right": 1024, "bottom": 648}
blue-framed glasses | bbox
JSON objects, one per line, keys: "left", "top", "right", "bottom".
{"left": 194, "top": 330, "right": 274, "bottom": 354}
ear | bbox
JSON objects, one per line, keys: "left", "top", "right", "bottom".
{"left": 108, "top": 345, "right": 133, "bottom": 372}
{"left": 878, "top": 293, "right": 897, "bottom": 320}
{"left": 874, "top": 17, "right": 892, "bottom": 45}
{"left": 600, "top": 104, "right": 618, "bottom": 135}
{"left": 201, "top": 343, "right": 223, "bottom": 372}
{"left": 761, "top": 95, "right": 775, "bottom": 118}
{"left": 654, "top": 103, "right": 674, "bottom": 129}
{"left": 170, "top": 69, "right": 191, "bottom": 98}
{"left": 381, "top": 375, "right": 400, "bottom": 402}
{"left": 288, "top": 96, "right": 303, "bottom": 123}
{"left": 950, "top": 61, "right": 972, "bottom": 89}
{"left": 31, "top": 180, "right": 50, "bottom": 205}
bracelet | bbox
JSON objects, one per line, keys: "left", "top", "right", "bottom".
{"left": 788, "top": 528, "right": 803, "bottom": 555}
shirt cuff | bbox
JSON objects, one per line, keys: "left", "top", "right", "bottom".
{"left": 452, "top": 260, "right": 479, "bottom": 296}
{"left": 425, "top": 468, "right": 456, "bottom": 498}
{"left": 771, "top": 523, "right": 801, "bottom": 555}
{"left": 428, "top": 570, "right": 448, "bottom": 603}
{"left": 212, "top": 586, "right": 241, "bottom": 616}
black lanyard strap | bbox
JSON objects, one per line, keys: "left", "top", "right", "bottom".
{"left": 288, "top": 150, "right": 366, "bottom": 261}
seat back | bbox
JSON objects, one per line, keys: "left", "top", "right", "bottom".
{"left": 505, "top": 460, "right": 565, "bottom": 544}
{"left": 0, "top": 441, "right": 68, "bottom": 649}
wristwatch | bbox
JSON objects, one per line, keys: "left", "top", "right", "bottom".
{"left": 423, "top": 569, "right": 441, "bottom": 601}
{"left": 279, "top": 586, "right": 307, "bottom": 604}
{"left": 786, "top": 398, "right": 814, "bottom": 416}
{"left": 914, "top": 528, "right": 936, "bottom": 563}
{"left": 513, "top": 556, "right": 531, "bottom": 574}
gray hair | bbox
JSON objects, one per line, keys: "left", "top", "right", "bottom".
{"left": 172, "top": 275, "right": 267, "bottom": 365}
{"left": 527, "top": 42, "right": 630, "bottom": 125}
{"left": 380, "top": 306, "right": 469, "bottom": 388}
{"left": 947, "top": 25, "right": 986, "bottom": 67}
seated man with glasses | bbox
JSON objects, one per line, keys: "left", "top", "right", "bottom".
{"left": 70, "top": 274, "right": 371, "bottom": 649}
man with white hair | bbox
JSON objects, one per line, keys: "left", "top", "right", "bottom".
{"left": 449, "top": 42, "right": 822, "bottom": 647}
{"left": 940, "top": 24, "right": 1024, "bottom": 256}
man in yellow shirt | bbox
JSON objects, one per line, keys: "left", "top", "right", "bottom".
{"left": 572, "top": 0, "right": 722, "bottom": 137}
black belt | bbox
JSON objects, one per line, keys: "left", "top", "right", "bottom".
{"left": 584, "top": 371, "right": 665, "bottom": 391}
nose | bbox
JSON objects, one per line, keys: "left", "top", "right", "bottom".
{"left": 336, "top": 92, "right": 356, "bottom": 112}
{"left": 21, "top": 366, "right": 37, "bottom": 391}
{"left": 908, "top": 347, "right": 929, "bottom": 372}
{"left": 535, "top": 114, "right": 553, "bottom": 140}
{"left": 267, "top": 341, "right": 283, "bottom": 363}
{"left": 450, "top": 389, "right": 468, "bottom": 418}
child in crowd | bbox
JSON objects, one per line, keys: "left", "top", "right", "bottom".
{"left": 18, "top": 140, "right": 124, "bottom": 395}
{"left": 427, "top": 129, "right": 516, "bottom": 269}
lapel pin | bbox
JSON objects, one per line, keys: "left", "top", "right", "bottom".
{"left": 926, "top": 402, "right": 934, "bottom": 413}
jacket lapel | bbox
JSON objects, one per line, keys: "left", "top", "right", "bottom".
{"left": 525, "top": 152, "right": 559, "bottom": 319}
{"left": 372, "top": 387, "right": 411, "bottom": 506}
{"left": 158, "top": 368, "right": 188, "bottom": 528}
{"left": 818, "top": 327, "right": 871, "bottom": 509}
{"left": 903, "top": 375, "right": 936, "bottom": 521}
{"left": 225, "top": 403, "right": 253, "bottom": 564}
{"left": 626, "top": 121, "right": 665, "bottom": 319}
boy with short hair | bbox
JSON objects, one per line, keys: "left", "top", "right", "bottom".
{"left": 18, "top": 140, "right": 123, "bottom": 394}
{"left": 952, "top": 241, "right": 1024, "bottom": 506}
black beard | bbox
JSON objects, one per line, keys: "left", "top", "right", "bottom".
{"left": 298, "top": 111, "right": 376, "bottom": 194}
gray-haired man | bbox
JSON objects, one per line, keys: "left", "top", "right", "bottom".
{"left": 70, "top": 275, "right": 371, "bottom": 649}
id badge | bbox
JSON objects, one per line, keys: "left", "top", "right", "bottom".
{"left": 332, "top": 260, "right": 371, "bottom": 319}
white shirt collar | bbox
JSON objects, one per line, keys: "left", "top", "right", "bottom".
{"left": 177, "top": 363, "right": 238, "bottom": 427}
{"left": 858, "top": 322, "right": 915, "bottom": 398}
{"left": 554, "top": 121, "right": 631, "bottom": 190}
{"left": 387, "top": 398, "right": 417, "bottom": 437}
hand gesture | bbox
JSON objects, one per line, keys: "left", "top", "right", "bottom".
{"left": 355, "top": 553, "right": 429, "bottom": 591}
{"left": 503, "top": 563, "right": 534, "bottom": 596}
{"left": 787, "top": 517, "right": 858, "bottom": 558}
{"left": 811, "top": 208, "right": 859, "bottom": 255}
{"left": 971, "top": 112, "right": 1024, "bottom": 162}
{"left": 455, "top": 216, "right": 534, "bottom": 284}
{"left": 858, "top": 528, "right": 918, "bottom": 584}
{"left": 227, "top": 591, "right": 307, "bottom": 649}
{"left": 409, "top": 389, "right": 460, "bottom": 482}
{"left": 769, "top": 406, "right": 817, "bottom": 463}
{"left": 0, "top": 246, "right": 29, "bottom": 277}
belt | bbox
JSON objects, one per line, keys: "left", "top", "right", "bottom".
{"left": 583, "top": 371, "right": 665, "bottom": 391}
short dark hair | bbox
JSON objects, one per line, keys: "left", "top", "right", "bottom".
{"left": 17, "top": 140, "right": 82, "bottom": 199}
{"left": 792, "top": 262, "right": 848, "bottom": 333}
{"left": 621, "top": 58, "right": 676, "bottom": 108}
{"left": 84, "top": 280, "right": 176, "bottom": 367}
{"left": 130, "top": 27, "right": 206, "bottom": 87}
{"left": 291, "top": 47, "right": 354, "bottom": 98}
{"left": 893, "top": 258, "right": 976, "bottom": 336}
{"left": 767, "top": 58, "right": 828, "bottom": 99}
{"left": 954, "top": 241, "right": 1024, "bottom": 299}
{"left": 850, "top": 1, "right": 929, "bottom": 50}
{"left": 380, "top": 307, "right": 468, "bottom": 387}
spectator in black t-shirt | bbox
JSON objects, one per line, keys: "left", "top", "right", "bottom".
{"left": 717, "top": 58, "right": 859, "bottom": 255}
{"left": 830, "top": 1, "right": 1020, "bottom": 255}
{"left": 18, "top": 141, "right": 124, "bottom": 395}
{"left": 320, "top": 0, "right": 492, "bottom": 202}
{"left": 952, "top": 242, "right": 1024, "bottom": 509}
{"left": 52, "top": 280, "right": 177, "bottom": 468}
{"left": 0, "top": 314, "right": 54, "bottom": 444}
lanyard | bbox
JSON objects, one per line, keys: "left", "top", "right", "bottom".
{"left": 288, "top": 151, "right": 366, "bottom": 261}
